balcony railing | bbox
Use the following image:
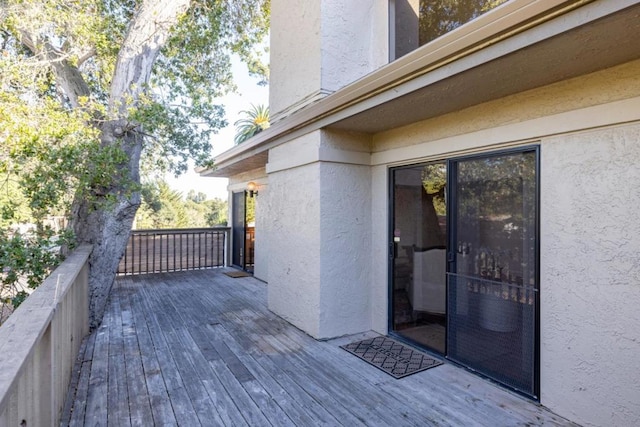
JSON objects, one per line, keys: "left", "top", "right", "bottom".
{"left": 0, "top": 245, "right": 91, "bottom": 426}
{"left": 117, "top": 227, "right": 230, "bottom": 275}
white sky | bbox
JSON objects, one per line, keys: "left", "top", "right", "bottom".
{"left": 165, "top": 56, "right": 269, "bottom": 201}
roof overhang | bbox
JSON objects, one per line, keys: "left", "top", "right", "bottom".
{"left": 199, "top": 0, "right": 640, "bottom": 178}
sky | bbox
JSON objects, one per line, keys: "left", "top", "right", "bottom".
{"left": 165, "top": 56, "right": 269, "bottom": 201}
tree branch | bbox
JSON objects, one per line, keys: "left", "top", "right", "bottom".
{"left": 109, "top": 0, "right": 190, "bottom": 116}
{"left": 16, "top": 28, "right": 91, "bottom": 109}
{"left": 77, "top": 48, "right": 96, "bottom": 67}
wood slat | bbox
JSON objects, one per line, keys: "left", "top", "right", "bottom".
{"left": 128, "top": 289, "right": 177, "bottom": 425}
{"left": 106, "top": 290, "right": 131, "bottom": 427}
{"left": 62, "top": 270, "right": 577, "bottom": 427}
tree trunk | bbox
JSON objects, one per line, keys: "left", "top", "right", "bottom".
{"left": 421, "top": 189, "right": 446, "bottom": 247}
{"left": 70, "top": 0, "right": 190, "bottom": 329}
{"left": 70, "top": 121, "right": 143, "bottom": 329}
{"left": 18, "top": 0, "right": 191, "bottom": 329}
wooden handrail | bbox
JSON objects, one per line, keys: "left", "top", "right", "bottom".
{"left": 0, "top": 245, "right": 92, "bottom": 426}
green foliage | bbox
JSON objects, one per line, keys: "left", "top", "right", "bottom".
{"left": 245, "top": 193, "right": 256, "bottom": 224}
{"left": 1, "top": 0, "right": 270, "bottom": 216}
{"left": 0, "top": 226, "right": 75, "bottom": 325}
{"left": 234, "top": 104, "right": 270, "bottom": 144}
{"left": 135, "top": 180, "right": 227, "bottom": 229}
{"left": 422, "top": 163, "right": 446, "bottom": 216}
{"left": 204, "top": 197, "right": 228, "bottom": 226}
{"left": 0, "top": 0, "right": 268, "bottom": 319}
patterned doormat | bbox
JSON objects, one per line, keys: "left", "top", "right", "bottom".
{"left": 340, "top": 336, "right": 442, "bottom": 379}
{"left": 224, "top": 270, "right": 252, "bottom": 278}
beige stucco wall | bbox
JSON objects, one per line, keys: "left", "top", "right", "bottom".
{"left": 267, "top": 158, "right": 323, "bottom": 336}
{"left": 320, "top": 0, "right": 389, "bottom": 93}
{"left": 373, "top": 59, "right": 640, "bottom": 155}
{"left": 266, "top": 130, "right": 373, "bottom": 338}
{"left": 540, "top": 123, "right": 640, "bottom": 427}
{"left": 269, "top": 0, "right": 321, "bottom": 118}
{"left": 367, "top": 64, "right": 640, "bottom": 426}
{"left": 269, "top": 0, "right": 388, "bottom": 119}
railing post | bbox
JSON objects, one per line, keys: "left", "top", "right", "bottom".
{"left": 225, "top": 228, "right": 231, "bottom": 267}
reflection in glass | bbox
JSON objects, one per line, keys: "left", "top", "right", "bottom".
{"left": 419, "top": 0, "right": 510, "bottom": 45}
{"left": 391, "top": 0, "right": 509, "bottom": 59}
{"left": 448, "top": 150, "right": 538, "bottom": 397}
{"left": 392, "top": 162, "right": 447, "bottom": 354}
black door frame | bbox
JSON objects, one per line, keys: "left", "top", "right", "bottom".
{"left": 387, "top": 146, "right": 541, "bottom": 399}
{"left": 231, "top": 190, "right": 247, "bottom": 270}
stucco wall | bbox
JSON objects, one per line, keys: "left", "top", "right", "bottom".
{"left": 267, "top": 160, "right": 323, "bottom": 337}
{"left": 367, "top": 64, "right": 640, "bottom": 426}
{"left": 253, "top": 183, "right": 268, "bottom": 282}
{"left": 266, "top": 130, "right": 374, "bottom": 339}
{"left": 270, "top": 0, "right": 388, "bottom": 119}
{"left": 540, "top": 123, "right": 640, "bottom": 427}
{"left": 373, "top": 59, "right": 640, "bottom": 154}
{"left": 321, "top": 0, "right": 388, "bottom": 93}
{"left": 371, "top": 164, "right": 390, "bottom": 333}
{"left": 318, "top": 162, "right": 372, "bottom": 338}
{"left": 269, "top": 0, "right": 321, "bottom": 118}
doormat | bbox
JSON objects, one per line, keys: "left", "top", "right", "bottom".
{"left": 224, "top": 270, "right": 252, "bottom": 278}
{"left": 340, "top": 336, "right": 442, "bottom": 379}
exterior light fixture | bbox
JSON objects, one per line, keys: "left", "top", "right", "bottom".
{"left": 247, "top": 181, "right": 258, "bottom": 198}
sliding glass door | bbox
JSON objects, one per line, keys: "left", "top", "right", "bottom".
{"left": 390, "top": 148, "right": 539, "bottom": 398}
{"left": 447, "top": 149, "right": 538, "bottom": 397}
{"left": 391, "top": 162, "right": 447, "bottom": 354}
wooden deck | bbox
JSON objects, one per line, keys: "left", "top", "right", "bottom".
{"left": 61, "top": 270, "right": 575, "bottom": 426}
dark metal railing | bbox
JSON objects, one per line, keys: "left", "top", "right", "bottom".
{"left": 245, "top": 226, "right": 255, "bottom": 268}
{"left": 117, "top": 227, "right": 230, "bottom": 275}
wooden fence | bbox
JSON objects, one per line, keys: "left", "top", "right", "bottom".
{"left": 117, "top": 227, "right": 230, "bottom": 275}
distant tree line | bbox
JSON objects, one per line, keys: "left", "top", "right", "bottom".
{"left": 134, "top": 180, "right": 228, "bottom": 229}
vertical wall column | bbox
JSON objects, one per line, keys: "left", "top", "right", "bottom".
{"left": 270, "top": 0, "right": 388, "bottom": 119}
{"left": 266, "top": 130, "right": 373, "bottom": 339}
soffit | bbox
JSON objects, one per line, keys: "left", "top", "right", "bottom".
{"left": 328, "top": 3, "right": 640, "bottom": 133}
{"left": 199, "top": 151, "right": 268, "bottom": 178}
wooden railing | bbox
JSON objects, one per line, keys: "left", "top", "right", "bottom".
{"left": 0, "top": 245, "right": 92, "bottom": 427}
{"left": 117, "top": 227, "right": 230, "bottom": 275}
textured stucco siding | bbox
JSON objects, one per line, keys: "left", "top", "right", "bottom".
{"left": 266, "top": 131, "right": 375, "bottom": 339}
{"left": 266, "top": 160, "right": 323, "bottom": 337}
{"left": 270, "top": 0, "right": 388, "bottom": 119}
{"left": 540, "top": 123, "right": 640, "bottom": 427}
{"left": 373, "top": 59, "right": 640, "bottom": 154}
{"left": 321, "top": 0, "right": 388, "bottom": 93}
{"left": 269, "top": 0, "right": 321, "bottom": 117}
{"left": 370, "top": 164, "right": 390, "bottom": 334}
{"left": 317, "top": 162, "right": 372, "bottom": 338}
{"left": 253, "top": 184, "right": 268, "bottom": 282}
{"left": 367, "top": 63, "right": 640, "bottom": 426}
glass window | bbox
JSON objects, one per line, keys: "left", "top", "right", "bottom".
{"left": 391, "top": 0, "right": 509, "bottom": 60}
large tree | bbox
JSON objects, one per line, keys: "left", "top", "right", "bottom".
{"left": 0, "top": 0, "right": 269, "bottom": 328}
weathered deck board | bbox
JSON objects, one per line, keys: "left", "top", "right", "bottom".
{"left": 106, "top": 292, "right": 131, "bottom": 427}
{"left": 62, "top": 270, "right": 577, "bottom": 427}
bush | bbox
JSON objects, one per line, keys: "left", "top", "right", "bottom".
{"left": 0, "top": 227, "right": 75, "bottom": 325}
